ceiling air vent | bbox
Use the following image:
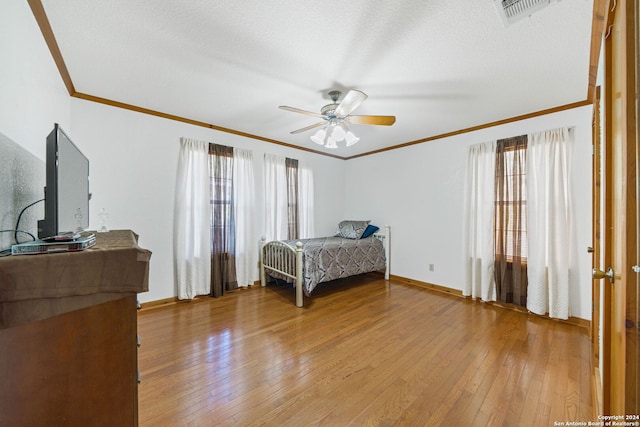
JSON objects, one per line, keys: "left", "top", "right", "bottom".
{"left": 494, "top": 0, "right": 555, "bottom": 26}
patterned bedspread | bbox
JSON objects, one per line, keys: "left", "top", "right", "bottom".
{"left": 265, "top": 236, "right": 386, "bottom": 296}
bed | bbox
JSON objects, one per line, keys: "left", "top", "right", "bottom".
{"left": 259, "top": 222, "right": 390, "bottom": 307}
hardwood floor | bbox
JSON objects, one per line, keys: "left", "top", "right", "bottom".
{"left": 137, "top": 275, "right": 594, "bottom": 426}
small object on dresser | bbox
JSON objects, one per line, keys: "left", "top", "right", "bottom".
{"left": 11, "top": 233, "right": 96, "bottom": 255}
{"left": 98, "top": 208, "right": 109, "bottom": 233}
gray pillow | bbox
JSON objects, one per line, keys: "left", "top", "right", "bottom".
{"left": 335, "top": 220, "right": 371, "bottom": 239}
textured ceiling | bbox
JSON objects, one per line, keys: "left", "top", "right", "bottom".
{"left": 39, "top": 0, "right": 595, "bottom": 158}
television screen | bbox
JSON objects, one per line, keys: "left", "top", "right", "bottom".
{"left": 38, "top": 124, "right": 90, "bottom": 239}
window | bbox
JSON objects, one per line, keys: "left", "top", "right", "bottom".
{"left": 464, "top": 128, "right": 573, "bottom": 317}
{"left": 264, "top": 154, "right": 314, "bottom": 241}
{"left": 209, "top": 144, "right": 235, "bottom": 254}
{"left": 494, "top": 138, "right": 528, "bottom": 262}
{"left": 175, "top": 139, "right": 255, "bottom": 299}
{"left": 209, "top": 143, "right": 237, "bottom": 296}
{"left": 494, "top": 135, "right": 528, "bottom": 306}
{"left": 285, "top": 158, "right": 299, "bottom": 240}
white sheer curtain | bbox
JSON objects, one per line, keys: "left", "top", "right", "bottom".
{"left": 463, "top": 141, "right": 497, "bottom": 301}
{"left": 527, "top": 127, "right": 572, "bottom": 319}
{"left": 298, "top": 161, "right": 315, "bottom": 238}
{"left": 233, "top": 147, "right": 256, "bottom": 287}
{"left": 264, "top": 154, "right": 288, "bottom": 240}
{"left": 174, "top": 138, "right": 210, "bottom": 300}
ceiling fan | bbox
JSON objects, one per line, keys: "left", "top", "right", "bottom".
{"left": 279, "top": 90, "right": 396, "bottom": 149}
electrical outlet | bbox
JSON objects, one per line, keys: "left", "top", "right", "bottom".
{"left": 429, "top": 264, "right": 434, "bottom": 272}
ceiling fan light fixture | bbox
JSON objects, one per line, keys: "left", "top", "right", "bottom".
{"left": 325, "top": 137, "right": 338, "bottom": 149}
{"left": 310, "top": 128, "right": 326, "bottom": 145}
{"left": 308, "top": 121, "right": 359, "bottom": 149}
{"left": 345, "top": 131, "right": 359, "bottom": 147}
{"left": 332, "top": 123, "right": 346, "bottom": 141}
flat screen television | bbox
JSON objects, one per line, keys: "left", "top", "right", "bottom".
{"left": 37, "top": 124, "right": 90, "bottom": 239}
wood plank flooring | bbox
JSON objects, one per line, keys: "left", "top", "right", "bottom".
{"left": 137, "top": 275, "right": 594, "bottom": 426}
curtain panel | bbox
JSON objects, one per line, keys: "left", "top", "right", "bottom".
{"left": 174, "top": 138, "right": 211, "bottom": 300}
{"left": 463, "top": 141, "right": 497, "bottom": 301}
{"left": 264, "top": 154, "right": 288, "bottom": 241}
{"left": 526, "top": 127, "right": 573, "bottom": 319}
{"left": 233, "top": 147, "right": 256, "bottom": 287}
{"left": 298, "top": 161, "right": 315, "bottom": 239}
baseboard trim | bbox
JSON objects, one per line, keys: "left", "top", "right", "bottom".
{"left": 389, "top": 274, "right": 463, "bottom": 296}
{"left": 389, "top": 274, "right": 590, "bottom": 330}
{"left": 139, "top": 295, "right": 209, "bottom": 311}
{"left": 139, "top": 285, "right": 261, "bottom": 311}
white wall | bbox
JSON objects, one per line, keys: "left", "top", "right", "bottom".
{"left": 343, "top": 106, "right": 594, "bottom": 320}
{"left": 0, "top": 0, "right": 71, "bottom": 250}
{"left": 70, "top": 98, "right": 346, "bottom": 302}
{"left": 0, "top": 0, "right": 71, "bottom": 159}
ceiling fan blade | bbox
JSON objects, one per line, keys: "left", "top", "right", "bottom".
{"left": 334, "top": 90, "right": 368, "bottom": 117}
{"left": 279, "top": 105, "right": 325, "bottom": 118}
{"left": 290, "top": 121, "right": 326, "bottom": 134}
{"left": 346, "top": 115, "right": 396, "bottom": 126}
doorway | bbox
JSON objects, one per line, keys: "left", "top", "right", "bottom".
{"left": 594, "top": 0, "right": 639, "bottom": 415}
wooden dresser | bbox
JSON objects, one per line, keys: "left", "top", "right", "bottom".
{"left": 0, "top": 230, "right": 151, "bottom": 426}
